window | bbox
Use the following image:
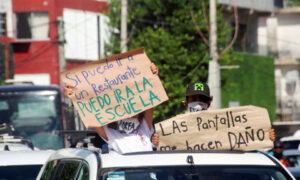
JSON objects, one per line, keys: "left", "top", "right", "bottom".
{"left": 15, "top": 12, "right": 49, "bottom": 40}
{"left": 0, "top": 13, "right": 6, "bottom": 36}
{"left": 53, "top": 161, "right": 81, "bottom": 180}
{"left": 0, "top": 165, "right": 42, "bottom": 180}
{"left": 41, "top": 160, "right": 82, "bottom": 180}
{"left": 40, "top": 160, "right": 59, "bottom": 180}
{"left": 77, "top": 163, "right": 89, "bottom": 180}
{"left": 101, "top": 166, "right": 293, "bottom": 180}
{"left": 0, "top": 90, "right": 64, "bottom": 150}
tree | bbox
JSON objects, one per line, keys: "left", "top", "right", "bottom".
{"left": 106, "top": 0, "right": 236, "bottom": 122}
{"left": 285, "top": 0, "right": 300, "bottom": 7}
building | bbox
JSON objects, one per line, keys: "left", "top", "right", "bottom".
{"left": 0, "top": 0, "right": 110, "bottom": 85}
{"left": 219, "top": 0, "right": 300, "bottom": 137}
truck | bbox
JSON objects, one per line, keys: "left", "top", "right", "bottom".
{"left": 0, "top": 83, "right": 106, "bottom": 150}
{"left": 0, "top": 84, "right": 66, "bottom": 150}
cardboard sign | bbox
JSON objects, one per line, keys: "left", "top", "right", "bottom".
{"left": 61, "top": 48, "right": 168, "bottom": 128}
{"left": 155, "top": 105, "right": 273, "bottom": 151}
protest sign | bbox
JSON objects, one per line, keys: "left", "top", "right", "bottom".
{"left": 61, "top": 48, "right": 168, "bottom": 128}
{"left": 155, "top": 105, "right": 273, "bottom": 151}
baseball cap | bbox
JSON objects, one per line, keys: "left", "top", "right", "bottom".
{"left": 274, "top": 140, "right": 283, "bottom": 148}
{"left": 186, "top": 81, "right": 211, "bottom": 99}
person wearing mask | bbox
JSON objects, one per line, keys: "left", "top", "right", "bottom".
{"left": 152, "top": 81, "right": 276, "bottom": 146}
{"left": 65, "top": 63, "right": 158, "bottom": 154}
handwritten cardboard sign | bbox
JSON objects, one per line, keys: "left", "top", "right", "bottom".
{"left": 61, "top": 48, "right": 169, "bottom": 128}
{"left": 155, "top": 105, "right": 273, "bottom": 151}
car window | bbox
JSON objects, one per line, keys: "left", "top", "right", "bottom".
{"left": 54, "top": 160, "right": 81, "bottom": 180}
{"left": 0, "top": 165, "right": 42, "bottom": 180}
{"left": 40, "top": 160, "right": 59, "bottom": 180}
{"left": 40, "top": 159, "right": 81, "bottom": 180}
{"left": 100, "top": 165, "right": 293, "bottom": 180}
{"left": 77, "top": 163, "right": 89, "bottom": 180}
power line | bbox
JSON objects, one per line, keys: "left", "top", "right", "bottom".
{"left": 14, "top": 42, "right": 57, "bottom": 67}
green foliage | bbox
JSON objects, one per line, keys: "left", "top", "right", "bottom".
{"left": 286, "top": 0, "right": 300, "bottom": 7}
{"left": 107, "top": 0, "right": 237, "bottom": 122}
{"left": 221, "top": 53, "right": 276, "bottom": 122}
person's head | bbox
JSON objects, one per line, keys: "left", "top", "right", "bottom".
{"left": 274, "top": 140, "right": 283, "bottom": 153}
{"left": 273, "top": 140, "right": 284, "bottom": 159}
{"left": 184, "top": 81, "right": 213, "bottom": 112}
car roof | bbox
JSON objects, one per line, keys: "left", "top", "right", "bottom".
{"left": 281, "top": 135, "right": 300, "bottom": 142}
{"left": 0, "top": 85, "right": 60, "bottom": 92}
{"left": 284, "top": 149, "right": 300, "bottom": 156}
{"left": 0, "top": 143, "right": 33, "bottom": 151}
{"left": 101, "top": 151, "right": 277, "bottom": 168}
{"left": 0, "top": 150, "right": 54, "bottom": 166}
{"left": 47, "top": 149, "right": 278, "bottom": 169}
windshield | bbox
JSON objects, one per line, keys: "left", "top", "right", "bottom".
{"left": 283, "top": 141, "right": 300, "bottom": 150}
{"left": 0, "top": 90, "right": 64, "bottom": 150}
{"left": 0, "top": 165, "right": 42, "bottom": 180}
{"left": 100, "top": 165, "right": 293, "bottom": 180}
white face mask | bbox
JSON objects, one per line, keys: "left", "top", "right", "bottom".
{"left": 188, "top": 101, "right": 208, "bottom": 112}
{"left": 117, "top": 118, "right": 140, "bottom": 134}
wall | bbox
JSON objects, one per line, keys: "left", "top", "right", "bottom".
{"left": 0, "top": 0, "right": 13, "bottom": 38}
{"left": 12, "top": 0, "right": 60, "bottom": 85}
{"left": 9, "top": 0, "right": 108, "bottom": 85}
{"left": 221, "top": 53, "right": 276, "bottom": 122}
{"left": 277, "top": 13, "right": 300, "bottom": 59}
{"left": 218, "top": 0, "right": 274, "bottom": 12}
{"left": 63, "top": 9, "right": 110, "bottom": 61}
{"left": 275, "top": 65, "right": 300, "bottom": 121}
{"left": 257, "top": 12, "right": 300, "bottom": 121}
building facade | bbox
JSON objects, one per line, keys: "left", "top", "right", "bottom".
{"left": 219, "top": 0, "right": 300, "bottom": 124}
{"left": 0, "top": 0, "right": 109, "bottom": 85}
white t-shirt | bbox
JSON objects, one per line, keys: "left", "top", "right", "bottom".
{"left": 103, "top": 119, "right": 154, "bottom": 154}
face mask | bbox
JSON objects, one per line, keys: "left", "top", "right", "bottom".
{"left": 117, "top": 118, "right": 140, "bottom": 134}
{"left": 188, "top": 101, "right": 208, "bottom": 112}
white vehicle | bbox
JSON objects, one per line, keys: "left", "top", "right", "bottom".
{"left": 0, "top": 150, "right": 54, "bottom": 180}
{"left": 37, "top": 148, "right": 295, "bottom": 180}
{"left": 281, "top": 130, "right": 300, "bottom": 150}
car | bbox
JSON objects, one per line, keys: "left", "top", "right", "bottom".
{"left": 283, "top": 149, "right": 300, "bottom": 167}
{"left": 280, "top": 130, "right": 300, "bottom": 150}
{"left": 0, "top": 150, "right": 54, "bottom": 180}
{"left": 288, "top": 168, "right": 300, "bottom": 180}
{"left": 36, "top": 148, "right": 296, "bottom": 180}
{"left": 282, "top": 149, "right": 300, "bottom": 180}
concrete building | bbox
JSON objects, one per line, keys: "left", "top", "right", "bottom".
{"left": 0, "top": 0, "right": 110, "bottom": 85}
{"left": 256, "top": 8, "right": 300, "bottom": 123}
{"left": 219, "top": 0, "right": 300, "bottom": 126}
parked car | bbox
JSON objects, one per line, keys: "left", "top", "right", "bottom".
{"left": 282, "top": 149, "right": 300, "bottom": 180}
{"left": 281, "top": 130, "right": 300, "bottom": 150}
{"left": 37, "top": 148, "right": 295, "bottom": 180}
{"left": 0, "top": 150, "right": 54, "bottom": 180}
{"left": 288, "top": 168, "right": 300, "bottom": 180}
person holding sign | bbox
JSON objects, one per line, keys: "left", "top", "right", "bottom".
{"left": 152, "top": 81, "right": 276, "bottom": 147}
{"left": 65, "top": 63, "right": 159, "bottom": 154}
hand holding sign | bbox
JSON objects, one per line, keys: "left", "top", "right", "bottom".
{"left": 61, "top": 48, "right": 168, "bottom": 128}
{"left": 154, "top": 105, "right": 273, "bottom": 151}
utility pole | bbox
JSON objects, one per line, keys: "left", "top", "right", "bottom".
{"left": 208, "top": 0, "right": 221, "bottom": 109}
{"left": 57, "top": 16, "right": 66, "bottom": 85}
{"left": 97, "top": 15, "right": 101, "bottom": 59}
{"left": 120, "top": 0, "right": 127, "bottom": 53}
